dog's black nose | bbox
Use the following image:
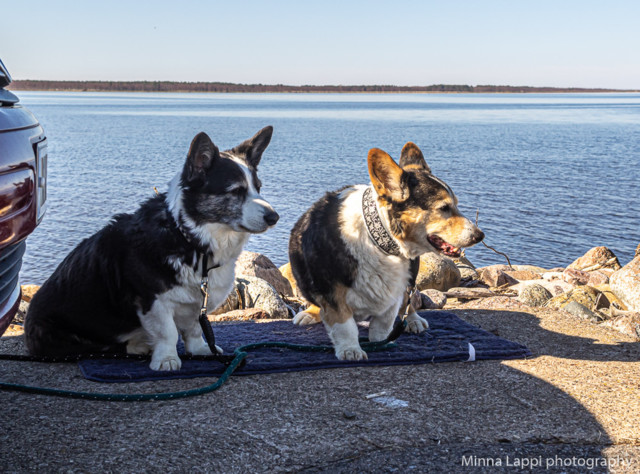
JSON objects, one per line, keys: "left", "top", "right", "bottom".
{"left": 473, "top": 228, "right": 485, "bottom": 244}
{"left": 264, "top": 210, "right": 279, "bottom": 226}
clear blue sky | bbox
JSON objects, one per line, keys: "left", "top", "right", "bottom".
{"left": 1, "top": 0, "right": 638, "bottom": 88}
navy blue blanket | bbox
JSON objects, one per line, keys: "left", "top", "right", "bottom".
{"left": 79, "top": 311, "right": 531, "bottom": 383}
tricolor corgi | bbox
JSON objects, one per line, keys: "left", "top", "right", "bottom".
{"left": 289, "top": 142, "right": 483, "bottom": 360}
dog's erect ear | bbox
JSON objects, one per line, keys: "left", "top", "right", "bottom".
{"left": 231, "top": 125, "right": 273, "bottom": 168}
{"left": 399, "top": 142, "right": 431, "bottom": 173}
{"left": 368, "top": 148, "right": 408, "bottom": 202}
{"left": 184, "top": 132, "right": 219, "bottom": 187}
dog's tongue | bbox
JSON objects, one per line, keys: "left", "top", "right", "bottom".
{"left": 428, "top": 235, "right": 461, "bottom": 258}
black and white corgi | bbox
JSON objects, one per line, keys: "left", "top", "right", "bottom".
{"left": 25, "top": 126, "right": 278, "bottom": 371}
{"left": 289, "top": 142, "right": 484, "bottom": 361}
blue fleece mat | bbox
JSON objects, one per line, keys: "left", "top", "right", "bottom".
{"left": 78, "top": 311, "right": 531, "bottom": 383}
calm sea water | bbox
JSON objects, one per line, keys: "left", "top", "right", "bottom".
{"left": 16, "top": 91, "right": 640, "bottom": 285}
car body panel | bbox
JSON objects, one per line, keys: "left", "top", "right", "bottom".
{"left": 0, "top": 59, "right": 47, "bottom": 335}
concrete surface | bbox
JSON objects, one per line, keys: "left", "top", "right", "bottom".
{"left": 1, "top": 308, "right": 639, "bottom": 473}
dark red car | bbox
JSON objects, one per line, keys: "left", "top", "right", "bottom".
{"left": 0, "top": 59, "right": 47, "bottom": 336}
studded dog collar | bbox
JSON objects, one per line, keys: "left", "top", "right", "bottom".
{"left": 362, "top": 186, "right": 403, "bottom": 257}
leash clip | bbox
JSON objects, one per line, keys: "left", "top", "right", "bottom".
{"left": 200, "top": 279, "right": 209, "bottom": 316}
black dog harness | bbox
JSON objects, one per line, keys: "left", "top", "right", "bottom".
{"left": 362, "top": 187, "right": 420, "bottom": 341}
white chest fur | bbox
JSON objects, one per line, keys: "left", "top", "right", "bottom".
{"left": 338, "top": 186, "right": 411, "bottom": 319}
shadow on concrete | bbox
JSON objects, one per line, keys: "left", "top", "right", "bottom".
{"left": 0, "top": 310, "right": 638, "bottom": 472}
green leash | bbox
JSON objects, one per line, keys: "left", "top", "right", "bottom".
{"left": 0, "top": 334, "right": 401, "bottom": 402}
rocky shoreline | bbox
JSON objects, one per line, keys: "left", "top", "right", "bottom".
{"left": 9, "top": 244, "right": 640, "bottom": 342}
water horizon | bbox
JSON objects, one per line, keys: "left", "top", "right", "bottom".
{"left": 15, "top": 91, "right": 640, "bottom": 285}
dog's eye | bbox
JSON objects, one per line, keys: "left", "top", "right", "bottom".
{"left": 439, "top": 204, "right": 451, "bottom": 213}
{"left": 225, "top": 184, "right": 247, "bottom": 196}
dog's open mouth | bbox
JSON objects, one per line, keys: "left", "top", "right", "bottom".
{"left": 428, "top": 234, "right": 461, "bottom": 258}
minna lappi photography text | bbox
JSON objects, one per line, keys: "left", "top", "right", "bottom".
{"left": 461, "top": 454, "right": 633, "bottom": 470}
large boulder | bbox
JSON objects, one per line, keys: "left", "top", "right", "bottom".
{"left": 568, "top": 246, "right": 621, "bottom": 272}
{"left": 235, "top": 251, "right": 293, "bottom": 297}
{"left": 416, "top": 252, "right": 461, "bottom": 291}
{"left": 235, "top": 276, "right": 290, "bottom": 319}
{"left": 610, "top": 255, "right": 640, "bottom": 312}
{"left": 208, "top": 275, "right": 290, "bottom": 319}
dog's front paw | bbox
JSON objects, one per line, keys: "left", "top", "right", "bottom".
{"left": 335, "top": 346, "right": 368, "bottom": 361}
{"left": 404, "top": 312, "right": 429, "bottom": 333}
{"left": 293, "top": 310, "right": 321, "bottom": 326}
{"left": 150, "top": 353, "right": 182, "bottom": 371}
{"left": 188, "top": 344, "right": 213, "bottom": 356}
{"left": 185, "top": 337, "right": 221, "bottom": 356}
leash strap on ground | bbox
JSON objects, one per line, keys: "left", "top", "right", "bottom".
{"left": 0, "top": 336, "right": 400, "bottom": 402}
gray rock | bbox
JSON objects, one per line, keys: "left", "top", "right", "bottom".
{"left": 610, "top": 255, "right": 640, "bottom": 312}
{"left": 416, "top": 252, "right": 461, "bottom": 291}
{"left": 420, "top": 289, "right": 447, "bottom": 309}
{"left": 235, "top": 275, "right": 290, "bottom": 319}
{"left": 563, "top": 301, "right": 604, "bottom": 323}
{"left": 518, "top": 284, "right": 553, "bottom": 307}
{"left": 235, "top": 251, "right": 293, "bottom": 297}
{"left": 453, "top": 255, "right": 478, "bottom": 281}
{"left": 208, "top": 287, "right": 240, "bottom": 315}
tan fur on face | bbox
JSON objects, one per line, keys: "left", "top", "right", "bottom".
{"left": 427, "top": 215, "right": 476, "bottom": 247}
{"left": 388, "top": 189, "right": 478, "bottom": 249}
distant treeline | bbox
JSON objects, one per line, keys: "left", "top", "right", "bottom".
{"left": 8, "top": 80, "right": 633, "bottom": 94}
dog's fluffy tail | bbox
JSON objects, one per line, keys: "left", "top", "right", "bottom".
{"left": 24, "top": 316, "right": 126, "bottom": 358}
